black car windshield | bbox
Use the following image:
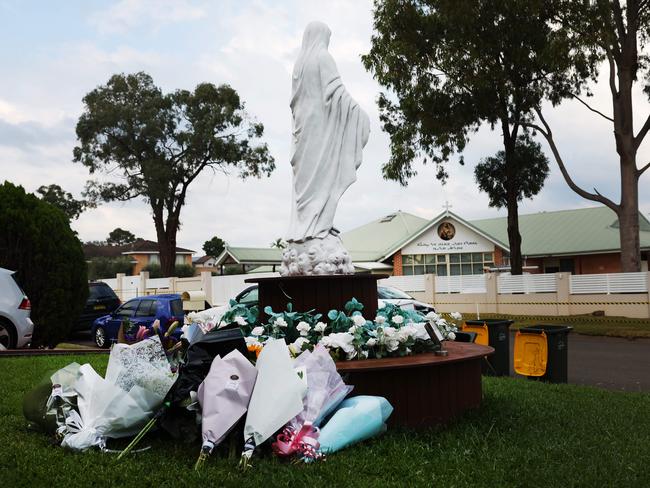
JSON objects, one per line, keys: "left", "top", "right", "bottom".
{"left": 377, "top": 286, "right": 413, "bottom": 300}
{"left": 89, "top": 284, "right": 118, "bottom": 300}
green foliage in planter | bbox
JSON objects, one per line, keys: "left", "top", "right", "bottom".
{"left": 0, "top": 181, "right": 88, "bottom": 347}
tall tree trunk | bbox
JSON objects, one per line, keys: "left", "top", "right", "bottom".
{"left": 614, "top": 63, "right": 642, "bottom": 272}
{"left": 152, "top": 209, "right": 177, "bottom": 278}
{"left": 502, "top": 120, "right": 523, "bottom": 275}
{"left": 618, "top": 158, "right": 641, "bottom": 271}
{"left": 506, "top": 193, "right": 523, "bottom": 275}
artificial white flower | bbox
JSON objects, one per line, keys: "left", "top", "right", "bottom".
{"left": 448, "top": 332, "right": 456, "bottom": 341}
{"left": 391, "top": 315, "right": 404, "bottom": 325}
{"left": 274, "top": 317, "right": 288, "bottom": 328}
{"left": 379, "top": 326, "right": 400, "bottom": 352}
{"left": 319, "top": 332, "right": 355, "bottom": 355}
{"left": 348, "top": 325, "right": 360, "bottom": 334}
{"left": 289, "top": 337, "right": 310, "bottom": 355}
{"left": 366, "top": 338, "right": 377, "bottom": 347}
{"left": 374, "top": 315, "right": 387, "bottom": 325}
{"left": 245, "top": 336, "right": 261, "bottom": 347}
{"left": 296, "top": 321, "right": 311, "bottom": 336}
{"left": 450, "top": 312, "right": 463, "bottom": 321}
{"left": 234, "top": 315, "right": 247, "bottom": 326}
{"left": 397, "top": 324, "right": 417, "bottom": 342}
{"left": 251, "top": 326, "right": 264, "bottom": 336}
{"left": 361, "top": 350, "right": 369, "bottom": 359}
{"left": 413, "top": 323, "right": 430, "bottom": 341}
{"left": 351, "top": 314, "right": 366, "bottom": 327}
{"left": 314, "top": 321, "right": 327, "bottom": 333}
{"left": 426, "top": 311, "right": 441, "bottom": 322}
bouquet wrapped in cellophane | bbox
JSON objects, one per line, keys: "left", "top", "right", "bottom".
{"left": 272, "top": 345, "right": 353, "bottom": 461}
{"left": 60, "top": 336, "right": 176, "bottom": 451}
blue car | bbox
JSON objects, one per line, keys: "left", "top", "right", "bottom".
{"left": 91, "top": 294, "right": 185, "bottom": 348}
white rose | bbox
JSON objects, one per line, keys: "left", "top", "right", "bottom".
{"left": 361, "top": 350, "right": 369, "bottom": 359}
{"left": 274, "top": 317, "right": 288, "bottom": 328}
{"left": 375, "top": 315, "right": 386, "bottom": 325}
{"left": 366, "top": 338, "right": 377, "bottom": 347}
{"left": 319, "top": 332, "right": 355, "bottom": 354}
{"left": 448, "top": 332, "right": 456, "bottom": 341}
{"left": 352, "top": 314, "right": 366, "bottom": 327}
{"left": 382, "top": 326, "right": 397, "bottom": 337}
{"left": 290, "top": 337, "right": 310, "bottom": 354}
{"left": 296, "top": 321, "right": 311, "bottom": 336}
{"left": 251, "top": 326, "right": 264, "bottom": 336}
{"left": 391, "top": 315, "right": 404, "bottom": 325}
{"left": 413, "top": 323, "right": 430, "bottom": 341}
{"left": 397, "top": 325, "right": 417, "bottom": 342}
{"left": 314, "top": 321, "right": 327, "bottom": 332}
{"left": 245, "top": 336, "right": 261, "bottom": 347}
{"left": 426, "top": 311, "right": 441, "bottom": 322}
{"left": 450, "top": 312, "right": 463, "bottom": 321}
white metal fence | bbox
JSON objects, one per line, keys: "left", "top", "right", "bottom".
{"left": 570, "top": 272, "right": 648, "bottom": 294}
{"left": 435, "top": 274, "right": 487, "bottom": 294}
{"left": 379, "top": 275, "right": 426, "bottom": 292}
{"left": 497, "top": 274, "right": 556, "bottom": 294}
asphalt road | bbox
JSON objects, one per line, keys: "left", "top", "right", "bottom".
{"left": 508, "top": 332, "right": 650, "bottom": 393}
{"left": 65, "top": 330, "right": 650, "bottom": 392}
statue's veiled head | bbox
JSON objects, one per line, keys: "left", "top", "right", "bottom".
{"left": 301, "top": 21, "right": 331, "bottom": 51}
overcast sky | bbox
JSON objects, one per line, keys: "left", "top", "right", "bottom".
{"left": 1, "top": 0, "right": 649, "bottom": 254}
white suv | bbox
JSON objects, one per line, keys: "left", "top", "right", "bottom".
{"left": 0, "top": 268, "right": 34, "bottom": 348}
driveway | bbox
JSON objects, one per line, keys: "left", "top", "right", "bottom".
{"left": 508, "top": 332, "right": 650, "bottom": 392}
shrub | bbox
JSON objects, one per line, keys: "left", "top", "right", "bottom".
{"left": 87, "top": 257, "right": 133, "bottom": 280}
{"left": 0, "top": 181, "right": 88, "bottom": 347}
{"left": 174, "top": 264, "right": 195, "bottom": 277}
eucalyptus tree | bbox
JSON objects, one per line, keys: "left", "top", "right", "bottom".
{"left": 523, "top": 0, "right": 650, "bottom": 271}
{"left": 74, "top": 72, "right": 275, "bottom": 276}
{"left": 363, "top": 0, "right": 579, "bottom": 273}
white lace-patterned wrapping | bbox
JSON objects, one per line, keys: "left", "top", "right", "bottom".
{"left": 61, "top": 337, "right": 176, "bottom": 451}
{"left": 105, "top": 336, "right": 176, "bottom": 399}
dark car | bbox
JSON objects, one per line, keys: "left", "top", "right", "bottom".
{"left": 234, "top": 285, "right": 259, "bottom": 308}
{"left": 91, "top": 294, "right": 184, "bottom": 348}
{"left": 230, "top": 284, "right": 435, "bottom": 314}
{"left": 76, "top": 282, "right": 121, "bottom": 331}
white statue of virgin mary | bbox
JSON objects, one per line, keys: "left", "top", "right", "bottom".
{"left": 280, "top": 21, "right": 370, "bottom": 276}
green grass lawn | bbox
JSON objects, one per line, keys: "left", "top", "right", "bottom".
{"left": 2, "top": 354, "right": 650, "bottom": 488}
{"left": 458, "top": 313, "right": 650, "bottom": 339}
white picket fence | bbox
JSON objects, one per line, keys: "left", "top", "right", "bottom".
{"left": 570, "top": 272, "right": 648, "bottom": 294}
{"left": 379, "top": 275, "right": 426, "bottom": 292}
{"left": 435, "top": 274, "right": 487, "bottom": 294}
{"left": 497, "top": 273, "right": 556, "bottom": 294}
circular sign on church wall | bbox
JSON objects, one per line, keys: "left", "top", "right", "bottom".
{"left": 437, "top": 222, "right": 456, "bottom": 241}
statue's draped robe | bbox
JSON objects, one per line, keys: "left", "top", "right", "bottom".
{"left": 287, "top": 24, "right": 370, "bottom": 243}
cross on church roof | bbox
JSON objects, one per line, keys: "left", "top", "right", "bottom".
{"left": 442, "top": 201, "right": 452, "bottom": 212}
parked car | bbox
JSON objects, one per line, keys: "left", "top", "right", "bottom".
{"left": 91, "top": 294, "right": 184, "bottom": 348}
{"left": 0, "top": 267, "right": 34, "bottom": 348}
{"left": 75, "top": 282, "right": 121, "bottom": 331}
{"left": 229, "top": 284, "right": 436, "bottom": 314}
{"left": 377, "top": 285, "right": 436, "bottom": 314}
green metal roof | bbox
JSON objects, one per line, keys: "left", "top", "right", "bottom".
{"left": 342, "top": 211, "right": 429, "bottom": 261}
{"left": 217, "top": 206, "right": 650, "bottom": 266}
{"left": 470, "top": 206, "right": 650, "bottom": 257}
{"left": 222, "top": 247, "right": 283, "bottom": 264}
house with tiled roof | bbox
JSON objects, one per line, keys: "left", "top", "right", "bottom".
{"left": 214, "top": 206, "right": 650, "bottom": 276}
{"left": 83, "top": 239, "right": 195, "bottom": 275}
